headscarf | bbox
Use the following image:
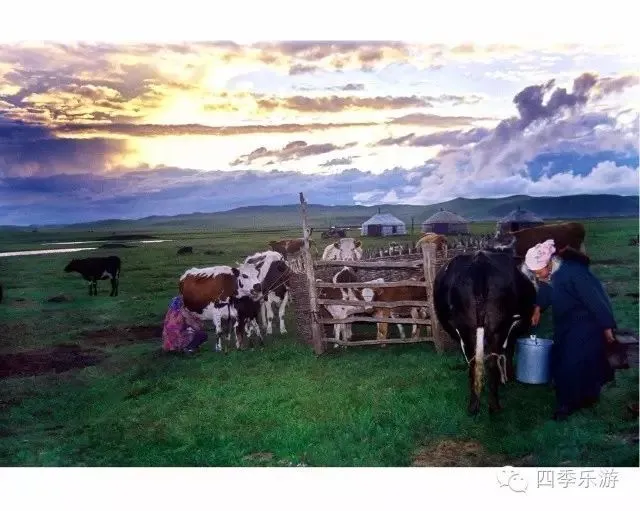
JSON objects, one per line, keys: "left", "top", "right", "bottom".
{"left": 525, "top": 239, "right": 556, "bottom": 271}
{"left": 168, "top": 295, "right": 183, "bottom": 312}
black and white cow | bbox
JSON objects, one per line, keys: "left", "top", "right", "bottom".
{"left": 64, "top": 256, "right": 121, "bottom": 296}
{"left": 433, "top": 250, "right": 537, "bottom": 415}
{"left": 243, "top": 250, "right": 291, "bottom": 336}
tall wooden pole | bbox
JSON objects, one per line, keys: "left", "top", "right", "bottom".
{"left": 300, "top": 192, "right": 325, "bottom": 355}
{"left": 422, "top": 242, "right": 445, "bottom": 353}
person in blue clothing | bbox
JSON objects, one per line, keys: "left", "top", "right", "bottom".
{"left": 525, "top": 239, "right": 617, "bottom": 421}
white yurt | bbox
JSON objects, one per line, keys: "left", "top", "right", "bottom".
{"left": 361, "top": 212, "right": 407, "bottom": 237}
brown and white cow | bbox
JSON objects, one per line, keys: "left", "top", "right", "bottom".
{"left": 369, "top": 277, "right": 428, "bottom": 340}
{"left": 179, "top": 264, "right": 262, "bottom": 352}
{"left": 416, "top": 232, "right": 448, "bottom": 257}
{"left": 321, "top": 237, "right": 363, "bottom": 261}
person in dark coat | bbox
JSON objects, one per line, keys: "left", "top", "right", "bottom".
{"left": 525, "top": 239, "right": 617, "bottom": 421}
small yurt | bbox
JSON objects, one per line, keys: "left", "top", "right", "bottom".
{"left": 361, "top": 211, "right": 407, "bottom": 237}
{"left": 421, "top": 209, "right": 470, "bottom": 235}
{"left": 497, "top": 206, "right": 544, "bottom": 234}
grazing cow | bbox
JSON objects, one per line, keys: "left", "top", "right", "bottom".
{"left": 243, "top": 250, "right": 291, "bottom": 335}
{"left": 322, "top": 238, "right": 363, "bottom": 261}
{"left": 370, "top": 277, "right": 428, "bottom": 340}
{"left": 493, "top": 222, "right": 586, "bottom": 259}
{"left": 177, "top": 246, "right": 193, "bottom": 255}
{"left": 64, "top": 256, "right": 121, "bottom": 296}
{"left": 433, "top": 250, "right": 536, "bottom": 415}
{"left": 179, "top": 264, "right": 262, "bottom": 352}
{"left": 317, "top": 266, "right": 382, "bottom": 345}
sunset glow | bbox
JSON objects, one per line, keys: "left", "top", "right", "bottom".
{"left": 0, "top": 32, "right": 638, "bottom": 224}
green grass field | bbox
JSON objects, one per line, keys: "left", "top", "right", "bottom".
{"left": 0, "top": 218, "right": 638, "bottom": 466}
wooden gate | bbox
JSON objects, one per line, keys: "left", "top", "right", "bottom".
{"left": 294, "top": 192, "right": 455, "bottom": 355}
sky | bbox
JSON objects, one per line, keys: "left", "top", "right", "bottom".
{"left": 0, "top": 7, "right": 639, "bottom": 225}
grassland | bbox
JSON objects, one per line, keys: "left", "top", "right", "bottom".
{"left": 0, "top": 218, "right": 638, "bottom": 467}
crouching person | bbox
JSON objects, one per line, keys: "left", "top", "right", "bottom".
{"left": 162, "top": 295, "right": 208, "bottom": 354}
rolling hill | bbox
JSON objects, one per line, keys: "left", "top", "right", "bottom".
{"left": 3, "top": 194, "right": 638, "bottom": 232}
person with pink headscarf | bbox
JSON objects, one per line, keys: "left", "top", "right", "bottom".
{"left": 524, "top": 239, "right": 617, "bottom": 421}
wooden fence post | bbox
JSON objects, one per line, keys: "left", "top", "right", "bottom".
{"left": 299, "top": 192, "right": 326, "bottom": 355}
{"left": 422, "top": 242, "right": 446, "bottom": 353}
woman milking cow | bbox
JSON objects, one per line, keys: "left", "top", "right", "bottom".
{"left": 524, "top": 239, "right": 621, "bottom": 421}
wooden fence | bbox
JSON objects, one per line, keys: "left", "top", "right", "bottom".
{"left": 292, "top": 192, "right": 456, "bottom": 355}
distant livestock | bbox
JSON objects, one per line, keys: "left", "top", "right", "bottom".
{"left": 177, "top": 246, "right": 193, "bottom": 255}
{"left": 64, "top": 256, "right": 121, "bottom": 296}
{"left": 433, "top": 250, "right": 536, "bottom": 415}
{"left": 322, "top": 238, "right": 363, "bottom": 261}
{"left": 493, "top": 222, "right": 586, "bottom": 258}
{"left": 179, "top": 263, "right": 262, "bottom": 352}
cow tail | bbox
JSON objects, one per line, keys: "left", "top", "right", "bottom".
{"left": 473, "top": 260, "right": 487, "bottom": 397}
{"left": 474, "top": 327, "right": 485, "bottom": 396}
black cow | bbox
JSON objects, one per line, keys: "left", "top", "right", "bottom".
{"left": 64, "top": 256, "right": 121, "bottom": 296}
{"left": 433, "top": 250, "right": 536, "bottom": 415}
{"left": 177, "top": 246, "right": 193, "bottom": 255}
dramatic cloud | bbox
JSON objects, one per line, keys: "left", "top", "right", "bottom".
{"left": 375, "top": 127, "right": 491, "bottom": 147}
{"left": 388, "top": 113, "right": 491, "bottom": 127}
{"left": 53, "top": 121, "right": 378, "bottom": 137}
{"left": 256, "top": 95, "right": 431, "bottom": 112}
{"left": 0, "top": 42, "right": 637, "bottom": 224}
{"left": 319, "top": 157, "right": 356, "bottom": 167}
{"left": 230, "top": 140, "right": 358, "bottom": 166}
{"left": 0, "top": 116, "right": 129, "bottom": 177}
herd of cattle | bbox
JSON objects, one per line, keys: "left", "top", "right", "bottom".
{"left": 39, "top": 221, "right": 591, "bottom": 414}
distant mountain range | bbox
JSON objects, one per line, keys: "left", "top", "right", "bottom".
{"left": 3, "top": 194, "right": 638, "bottom": 232}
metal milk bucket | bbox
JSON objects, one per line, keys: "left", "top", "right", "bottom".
{"left": 515, "top": 335, "right": 553, "bottom": 384}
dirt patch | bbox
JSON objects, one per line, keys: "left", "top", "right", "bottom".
{"left": 9, "top": 298, "right": 37, "bottom": 309}
{"left": 412, "top": 439, "right": 507, "bottom": 467}
{"left": 0, "top": 322, "right": 31, "bottom": 343}
{"left": 0, "top": 344, "right": 107, "bottom": 379}
{"left": 47, "top": 294, "right": 73, "bottom": 303}
{"left": 79, "top": 324, "right": 162, "bottom": 347}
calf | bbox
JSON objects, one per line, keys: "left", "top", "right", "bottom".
{"left": 179, "top": 264, "right": 262, "bottom": 352}
{"left": 244, "top": 250, "right": 291, "bottom": 335}
{"left": 433, "top": 250, "right": 536, "bottom": 415}
{"left": 321, "top": 238, "right": 363, "bottom": 261}
{"left": 370, "top": 277, "right": 428, "bottom": 340}
{"left": 64, "top": 256, "right": 121, "bottom": 296}
{"left": 233, "top": 295, "right": 265, "bottom": 349}
{"left": 317, "top": 266, "right": 382, "bottom": 345}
